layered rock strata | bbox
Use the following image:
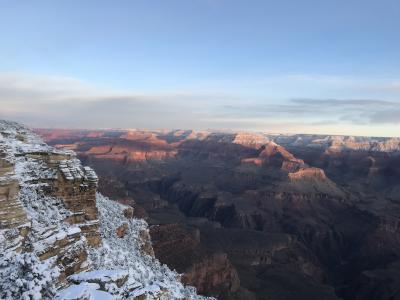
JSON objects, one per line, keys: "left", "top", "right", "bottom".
{"left": 0, "top": 121, "right": 102, "bottom": 283}
{"left": 0, "top": 120, "right": 209, "bottom": 300}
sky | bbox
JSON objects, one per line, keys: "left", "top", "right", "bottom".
{"left": 0, "top": 0, "right": 400, "bottom": 136}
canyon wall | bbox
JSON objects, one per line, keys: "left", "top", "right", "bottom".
{"left": 36, "top": 127, "right": 400, "bottom": 300}
{"left": 1, "top": 121, "right": 209, "bottom": 300}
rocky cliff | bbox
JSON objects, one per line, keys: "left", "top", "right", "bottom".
{"left": 0, "top": 120, "right": 210, "bottom": 300}
{"left": 35, "top": 127, "right": 400, "bottom": 300}
{"left": 268, "top": 134, "right": 400, "bottom": 153}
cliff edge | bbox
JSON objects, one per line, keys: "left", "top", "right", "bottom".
{"left": 0, "top": 120, "right": 210, "bottom": 300}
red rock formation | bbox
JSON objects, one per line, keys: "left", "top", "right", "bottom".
{"left": 232, "top": 132, "right": 269, "bottom": 148}
{"left": 36, "top": 128, "right": 400, "bottom": 300}
{"left": 241, "top": 141, "right": 306, "bottom": 172}
{"left": 288, "top": 167, "right": 327, "bottom": 181}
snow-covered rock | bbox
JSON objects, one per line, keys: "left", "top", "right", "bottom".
{"left": 57, "top": 282, "right": 114, "bottom": 300}
{"left": 69, "top": 270, "right": 129, "bottom": 288}
{"left": 0, "top": 120, "right": 212, "bottom": 300}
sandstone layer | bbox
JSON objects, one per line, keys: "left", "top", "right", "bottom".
{"left": 1, "top": 121, "right": 210, "bottom": 300}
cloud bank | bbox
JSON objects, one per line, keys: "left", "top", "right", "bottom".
{"left": 1, "top": 72, "right": 400, "bottom": 136}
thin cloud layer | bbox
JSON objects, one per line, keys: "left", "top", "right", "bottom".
{"left": 217, "top": 98, "right": 400, "bottom": 125}
{"left": 0, "top": 72, "right": 400, "bottom": 136}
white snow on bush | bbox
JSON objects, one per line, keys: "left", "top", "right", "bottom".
{"left": 80, "top": 193, "right": 211, "bottom": 299}
{"left": 0, "top": 252, "right": 59, "bottom": 300}
{"left": 1, "top": 121, "right": 211, "bottom": 300}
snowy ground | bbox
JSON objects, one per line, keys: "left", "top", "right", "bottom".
{"left": 81, "top": 193, "right": 209, "bottom": 299}
{"left": 0, "top": 120, "right": 212, "bottom": 300}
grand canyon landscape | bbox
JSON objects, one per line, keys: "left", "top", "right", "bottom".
{"left": 1, "top": 1, "right": 400, "bottom": 299}
{"left": 30, "top": 127, "right": 400, "bottom": 300}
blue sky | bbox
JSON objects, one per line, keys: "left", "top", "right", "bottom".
{"left": 0, "top": 0, "right": 400, "bottom": 136}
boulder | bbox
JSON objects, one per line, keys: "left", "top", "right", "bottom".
{"left": 116, "top": 223, "right": 129, "bottom": 238}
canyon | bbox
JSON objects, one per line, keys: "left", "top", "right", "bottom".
{"left": 0, "top": 121, "right": 210, "bottom": 300}
{"left": 34, "top": 128, "right": 400, "bottom": 300}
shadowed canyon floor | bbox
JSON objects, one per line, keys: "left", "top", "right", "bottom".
{"left": 36, "top": 128, "right": 400, "bottom": 300}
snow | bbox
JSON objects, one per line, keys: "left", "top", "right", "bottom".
{"left": 0, "top": 252, "right": 59, "bottom": 300}
{"left": 129, "top": 284, "right": 160, "bottom": 298}
{"left": 68, "top": 227, "right": 82, "bottom": 236}
{"left": 0, "top": 120, "right": 212, "bottom": 300}
{"left": 57, "top": 282, "right": 115, "bottom": 300}
{"left": 85, "top": 193, "right": 212, "bottom": 299}
{"left": 69, "top": 269, "right": 128, "bottom": 285}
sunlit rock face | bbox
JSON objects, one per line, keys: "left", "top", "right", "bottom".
{"left": 0, "top": 121, "right": 210, "bottom": 300}
{"left": 265, "top": 134, "right": 400, "bottom": 153}
{"left": 36, "top": 127, "right": 400, "bottom": 300}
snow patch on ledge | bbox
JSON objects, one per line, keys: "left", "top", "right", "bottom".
{"left": 0, "top": 120, "right": 212, "bottom": 300}
{"left": 57, "top": 282, "right": 114, "bottom": 300}
{"left": 69, "top": 269, "right": 128, "bottom": 285}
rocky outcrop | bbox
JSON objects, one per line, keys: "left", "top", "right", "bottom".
{"left": 288, "top": 167, "right": 327, "bottom": 181}
{"left": 0, "top": 171, "right": 28, "bottom": 231}
{"left": 268, "top": 134, "right": 400, "bottom": 153}
{"left": 0, "top": 121, "right": 210, "bottom": 300}
{"left": 241, "top": 141, "right": 306, "bottom": 172}
{"left": 0, "top": 122, "right": 101, "bottom": 284}
{"left": 85, "top": 144, "right": 177, "bottom": 163}
{"left": 150, "top": 223, "right": 203, "bottom": 271}
{"left": 0, "top": 121, "right": 100, "bottom": 282}
{"left": 116, "top": 222, "right": 129, "bottom": 238}
{"left": 123, "top": 207, "right": 134, "bottom": 219}
{"left": 69, "top": 269, "right": 129, "bottom": 289}
{"left": 232, "top": 132, "right": 270, "bottom": 148}
{"left": 182, "top": 253, "right": 240, "bottom": 298}
{"left": 37, "top": 127, "right": 400, "bottom": 300}
{"left": 150, "top": 223, "right": 241, "bottom": 299}
{"left": 0, "top": 143, "right": 29, "bottom": 243}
